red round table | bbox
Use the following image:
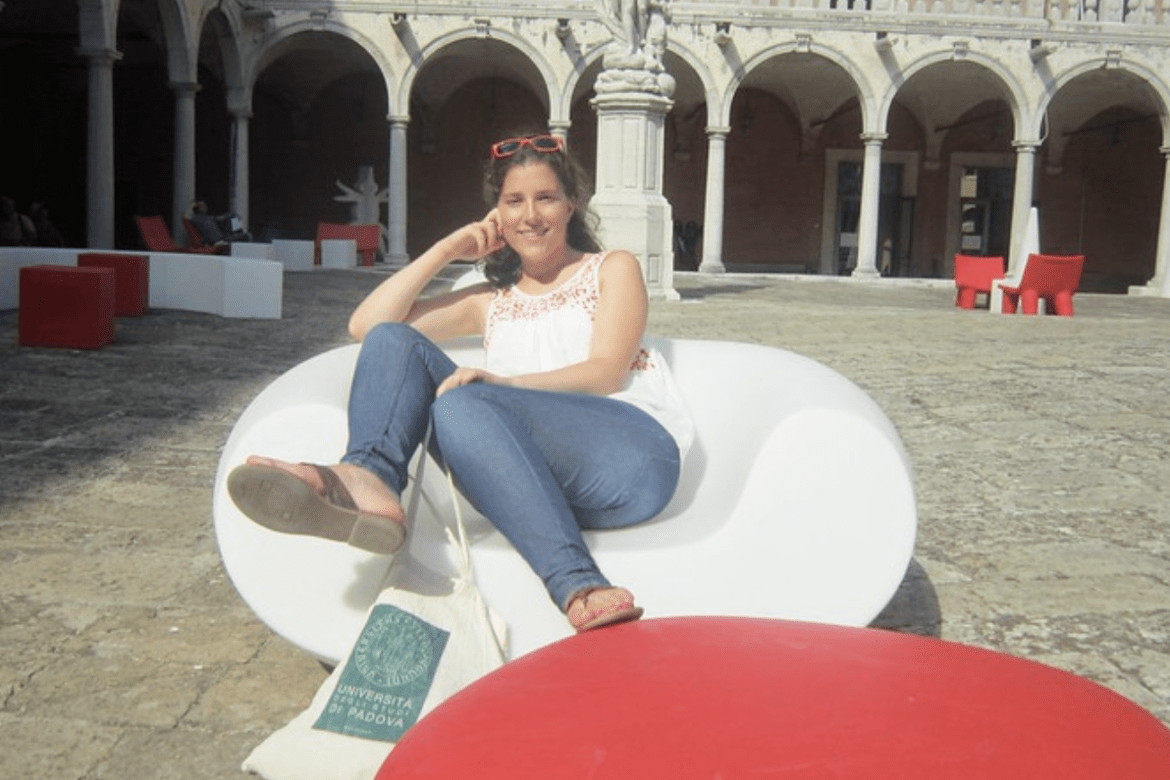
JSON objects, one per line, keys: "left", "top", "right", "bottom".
{"left": 377, "top": 617, "right": 1170, "bottom": 778}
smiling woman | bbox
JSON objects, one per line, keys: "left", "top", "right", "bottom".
{"left": 226, "top": 131, "right": 694, "bottom": 634}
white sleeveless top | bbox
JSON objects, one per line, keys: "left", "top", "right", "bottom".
{"left": 483, "top": 252, "right": 694, "bottom": 460}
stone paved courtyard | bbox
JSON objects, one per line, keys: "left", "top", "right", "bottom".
{"left": 2, "top": 267, "right": 1168, "bottom": 778}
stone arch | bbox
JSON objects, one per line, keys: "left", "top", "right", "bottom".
{"left": 883, "top": 47, "right": 1030, "bottom": 142}
{"left": 1037, "top": 55, "right": 1170, "bottom": 149}
{"left": 149, "top": 0, "right": 198, "bottom": 83}
{"left": 197, "top": 0, "right": 247, "bottom": 94}
{"left": 720, "top": 41, "right": 876, "bottom": 134}
{"left": 561, "top": 41, "right": 608, "bottom": 123}
{"left": 398, "top": 27, "right": 561, "bottom": 125}
{"left": 1034, "top": 55, "right": 1169, "bottom": 287}
{"left": 246, "top": 20, "right": 400, "bottom": 116}
{"left": 666, "top": 40, "right": 720, "bottom": 125}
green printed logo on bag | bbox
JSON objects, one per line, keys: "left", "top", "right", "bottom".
{"left": 313, "top": 604, "right": 450, "bottom": 742}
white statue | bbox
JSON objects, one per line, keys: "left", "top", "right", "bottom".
{"left": 594, "top": 0, "right": 675, "bottom": 96}
{"left": 334, "top": 165, "right": 387, "bottom": 227}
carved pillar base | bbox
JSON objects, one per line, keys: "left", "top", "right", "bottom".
{"left": 590, "top": 89, "right": 677, "bottom": 300}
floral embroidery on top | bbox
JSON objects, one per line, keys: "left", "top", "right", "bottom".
{"left": 485, "top": 253, "right": 604, "bottom": 349}
{"left": 629, "top": 348, "right": 656, "bottom": 372}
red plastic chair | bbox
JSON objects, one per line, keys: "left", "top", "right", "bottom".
{"left": 315, "top": 221, "right": 381, "bottom": 266}
{"left": 953, "top": 254, "right": 1005, "bottom": 309}
{"left": 999, "top": 253, "right": 1085, "bottom": 316}
{"left": 183, "top": 218, "right": 230, "bottom": 254}
{"left": 136, "top": 215, "right": 216, "bottom": 255}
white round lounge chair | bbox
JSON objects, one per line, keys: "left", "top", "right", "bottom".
{"left": 213, "top": 337, "right": 918, "bottom": 665}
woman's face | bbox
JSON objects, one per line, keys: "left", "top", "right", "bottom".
{"left": 495, "top": 160, "right": 575, "bottom": 267}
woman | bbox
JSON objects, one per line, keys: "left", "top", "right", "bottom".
{"left": 229, "top": 133, "right": 693, "bottom": 633}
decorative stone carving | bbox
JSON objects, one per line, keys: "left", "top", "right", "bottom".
{"left": 594, "top": 0, "right": 675, "bottom": 97}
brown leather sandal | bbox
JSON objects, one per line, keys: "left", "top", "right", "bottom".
{"left": 227, "top": 462, "right": 406, "bottom": 555}
{"left": 566, "top": 586, "right": 644, "bottom": 633}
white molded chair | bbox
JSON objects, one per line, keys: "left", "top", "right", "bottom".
{"left": 213, "top": 338, "right": 918, "bottom": 665}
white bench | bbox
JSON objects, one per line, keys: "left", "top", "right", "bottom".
{"left": 213, "top": 337, "right": 918, "bottom": 665}
{"left": 1, "top": 247, "right": 282, "bottom": 319}
{"left": 147, "top": 250, "right": 283, "bottom": 319}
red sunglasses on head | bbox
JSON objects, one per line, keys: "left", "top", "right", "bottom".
{"left": 490, "top": 134, "right": 564, "bottom": 159}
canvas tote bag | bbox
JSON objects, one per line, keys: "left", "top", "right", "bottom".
{"left": 242, "top": 431, "right": 509, "bottom": 780}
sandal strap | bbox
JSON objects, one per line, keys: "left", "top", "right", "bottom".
{"left": 304, "top": 463, "right": 358, "bottom": 512}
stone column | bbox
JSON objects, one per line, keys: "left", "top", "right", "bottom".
{"left": 1129, "top": 145, "right": 1170, "bottom": 297}
{"left": 80, "top": 46, "right": 120, "bottom": 249}
{"left": 852, "top": 132, "right": 886, "bottom": 277}
{"left": 387, "top": 116, "right": 410, "bottom": 266}
{"left": 698, "top": 126, "right": 730, "bottom": 273}
{"left": 230, "top": 108, "right": 251, "bottom": 229}
{"left": 1008, "top": 140, "right": 1039, "bottom": 274}
{"left": 171, "top": 81, "right": 199, "bottom": 242}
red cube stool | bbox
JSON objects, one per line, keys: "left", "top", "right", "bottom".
{"left": 19, "top": 265, "right": 116, "bottom": 349}
{"left": 78, "top": 252, "right": 149, "bottom": 316}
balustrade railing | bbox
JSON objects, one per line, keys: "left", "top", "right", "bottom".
{"left": 252, "top": 0, "right": 1170, "bottom": 30}
{"left": 702, "top": 0, "right": 1168, "bottom": 24}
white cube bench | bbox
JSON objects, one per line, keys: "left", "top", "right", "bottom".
{"left": 2, "top": 247, "right": 282, "bottom": 319}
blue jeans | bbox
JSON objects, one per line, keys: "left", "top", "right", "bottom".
{"left": 342, "top": 323, "right": 681, "bottom": 610}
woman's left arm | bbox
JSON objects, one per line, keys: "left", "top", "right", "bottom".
{"left": 436, "top": 251, "right": 648, "bottom": 397}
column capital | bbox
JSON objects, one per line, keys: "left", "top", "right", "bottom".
{"left": 1160, "top": 145, "right": 1170, "bottom": 157}
{"left": 387, "top": 115, "right": 410, "bottom": 128}
{"left": 227, "top": 86, "right": 253, "bottom": 118}
{"left": 705, "top": 125, "right": 732, "bottom": 139}
{"left": 169, "top": 81, "right": 200, "bottom": 96}
{"left": 860, "top": 132, "right": 887, "bottom": 145}
{"left": 1012, "top": 139, "right": 1042, "bottom": 153}
{"left": 76, "top": 46, "right": 122, "bottom": 66}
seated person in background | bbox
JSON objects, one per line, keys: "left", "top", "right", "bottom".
{"left": 29, "top": 202, "right": 65, "bottom": 247}
{"left": 187, "top": 199, "right": 229, "bottom": 249}
{"left": 188, "top": 199, "right": 253, "bottom": 247}
{"left": 0, "top": 195, "right": 36, "bottom": 246}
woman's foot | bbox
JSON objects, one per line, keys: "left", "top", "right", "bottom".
{"left": 227, "top": 456, "right": 406, "bottom": 555}
{"left": 566, "top": 586, "right": 644, "bottom": 633}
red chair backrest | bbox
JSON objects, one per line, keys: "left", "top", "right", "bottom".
{"left": 1018, "top": 253, "right": 1085, "bottom": 296}
{"left": 954, "top": 254, "right": 1005, "bottom": 291}
{"left": 136, "top": 215, "right": 179, "bottom": 252}
{"left": 316, "top": 221, "right": 380, "bottom": 251}
{"left": 183, "top": 218, "right": 208, "bottom": 249}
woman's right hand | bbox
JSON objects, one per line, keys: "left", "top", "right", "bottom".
{"left": 442, "top": 209, "right": 505, "bottom": 262}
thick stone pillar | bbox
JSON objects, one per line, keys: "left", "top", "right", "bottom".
{"left": 1129, "top": 145, "right": 1170, "bottom": 297}
{"left": 698, "top": 126, "right": 730, "bottom": 273}
{"left": 387, "top": 117, "right": 410, "bottom": 266}
{"left": 230, "top": 108, "right": 251, "bottom": 229}
{"left": 80, "top": 46, "right": 120, "bottom": 249}
{"left": 852, "top": 132, "right": 886, "bottom": 278}
{"left": 1009, "top": 140, "right": 1039, "bottom": 274}
{"left": 590, "top": 90, "right": 677, "bottom": 300}
{"left": 171, "top": 81, "right": 199, "bottom": 242}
